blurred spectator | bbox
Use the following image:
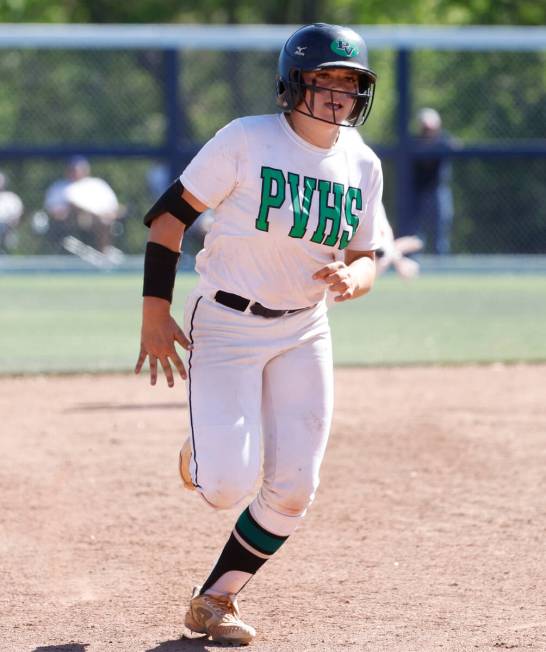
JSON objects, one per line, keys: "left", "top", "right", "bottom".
{"left": 331, "top": 203, "right": 423, "bottom": 286}
{"left": 0, "top": 171, "right": 24, "bottom": 253}
{"left": 44, "top": 155, "right": 90, "bottom": 220}
{"left": 375, "top": 203, "right": 423, "bottom": 278}
{"left": 401, "top": 108, "right": 455, "bottom": 254}
{"left": 40, "top": 156, "right": 122, "bottom": 253}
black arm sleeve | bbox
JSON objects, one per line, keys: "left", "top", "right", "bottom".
{"left": 143, "top": 179, "right": 202, "bottom": 228}
{"left": 142, "top": 242, "right": 180, "bottom": 303}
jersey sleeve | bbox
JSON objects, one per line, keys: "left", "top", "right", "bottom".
{"left": 346, "top": 156, "right": 384, "bottom": 252}
{"left": 180, "top": 119, "right": 245, "bottom": 210}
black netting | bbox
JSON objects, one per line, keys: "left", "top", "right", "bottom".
{"left": 412, "top": 50, "right": 546, "bottom": 141}
{"left": 451, "top": 158, "right": 546, "bottom": 253}
{"left": 0, "top": 50, "right": 165, "bottom": 146}
{"left": 0, "top": 46, "right": 544, "bottom": 257}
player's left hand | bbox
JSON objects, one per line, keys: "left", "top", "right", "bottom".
{"left": 313, "top": 261, "right": 357, "bottom": 302}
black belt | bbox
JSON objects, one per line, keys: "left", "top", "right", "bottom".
{"left": 214, "top": 290, "right": 311, "bottom": 319}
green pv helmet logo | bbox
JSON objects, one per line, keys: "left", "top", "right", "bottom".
{"left": 330, "top": 39, "right": 360, "bottom": 58}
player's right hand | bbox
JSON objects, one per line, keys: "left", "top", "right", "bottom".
{"left": 135, "top": 297, "right": 193, "bottom": 388}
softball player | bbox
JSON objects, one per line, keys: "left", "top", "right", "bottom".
{"left": 136, "top": 23, "right": 383, "bottom": 645}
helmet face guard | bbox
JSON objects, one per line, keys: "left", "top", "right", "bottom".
{"left": 276, "top": 23, "right": 377, "bottom": 128}
{"left": 282, "top": 67, "right": 376, "bottom": 128}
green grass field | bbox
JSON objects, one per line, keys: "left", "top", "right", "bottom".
{"left": 1, "top": 272, "right": 545, "bottom": 374}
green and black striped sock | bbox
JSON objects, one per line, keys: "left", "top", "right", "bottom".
{"left": 200, "top": 507, "right": 288, "bottom": 595}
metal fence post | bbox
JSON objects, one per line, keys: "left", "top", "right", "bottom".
{"left": 395, "top": 48, "right": 412, "bottom": 236}
{"left": 163, "top": 49, "right": 182, "bottom": 181}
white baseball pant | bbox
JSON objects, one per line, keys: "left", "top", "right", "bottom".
{"left": 182, "top": 289, "right": 333, "bottom": 537}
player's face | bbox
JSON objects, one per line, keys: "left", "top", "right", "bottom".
{"left": 299, "top": 68, "right": 359, "bottom": 125}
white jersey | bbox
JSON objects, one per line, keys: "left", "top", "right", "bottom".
{"left": 181, "top": 113, "right": 383, "bottom": 310}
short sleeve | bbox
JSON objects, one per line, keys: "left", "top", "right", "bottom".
{"left": 180, "top": 119, "right": 244, "bottom": 210}
{"left": 347, "top": 156, "right": 384, "bottom": 251}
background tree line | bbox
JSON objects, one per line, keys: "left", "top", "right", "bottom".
{"left": 0, "top": 0, "right": 544, "bottom": 26}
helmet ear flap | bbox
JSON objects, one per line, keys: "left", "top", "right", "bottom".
{"left": 276, "top": 68, "right": 305, "bottom": 111}
{"left": 287, "top": 67, "right": 305, "bottom": 109}
{"left": 346, "top": 74, "right": 376, "bottom": 127}
{"left": 275, "top": 77, "right": 289, "bottom": 108}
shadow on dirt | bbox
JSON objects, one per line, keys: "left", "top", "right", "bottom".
{"left": 32, "top": 645, "right": 89, "bottom": 652}
{"left": 146, "top": 635, "right": 244, "bottom": 650}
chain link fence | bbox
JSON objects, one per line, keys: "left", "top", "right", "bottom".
{"left": 0, "top": 29, "right": 545, "bottom": 261}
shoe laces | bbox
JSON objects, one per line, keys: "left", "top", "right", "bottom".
{"left": 203, "top": 593, "right": 241, "bottom": 623}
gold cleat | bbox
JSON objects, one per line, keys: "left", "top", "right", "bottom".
{"left": 178, "top": 438, "right": 196, "bottom": 491}
{"left": 184, "top": 586, "right": 256, "bottom": 645}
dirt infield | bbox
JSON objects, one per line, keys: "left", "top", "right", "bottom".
{"left": 1, "top": 365, "right": 545, "bottom": 652}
